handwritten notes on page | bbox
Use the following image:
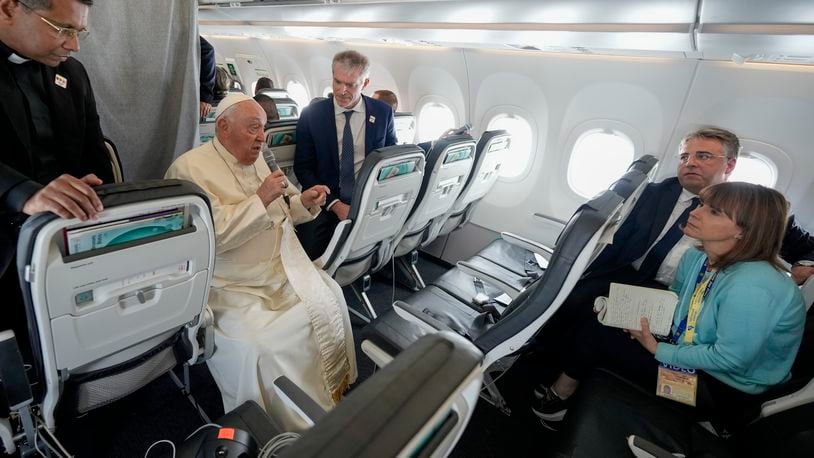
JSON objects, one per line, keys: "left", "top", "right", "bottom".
{"left": 595, "top": 283, "right": 678, "bottom": 336}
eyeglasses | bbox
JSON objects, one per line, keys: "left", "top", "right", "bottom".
{"left": 678, "top": 151, "right": 728, "bottom": 164}
{"left": 333, "top": 77, "right": 363, "bottom": 91}
{"left": 18, "top": 1, "right": 90, "bottom": 41}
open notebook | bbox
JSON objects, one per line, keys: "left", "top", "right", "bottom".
{"left": 594, "top": 283, "right": 678, "bottom": 337}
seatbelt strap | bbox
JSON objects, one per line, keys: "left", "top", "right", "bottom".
{"left": 471, "top": 278, "right": 503, "bottom": 321}
{"left": 524, "top": 253, "right": 543, "bottom": 278}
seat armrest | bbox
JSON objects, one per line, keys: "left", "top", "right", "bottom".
{"left": 315, "top": 219, "right": 352, "bottom": 270}
{"left": 800, "top": 275, "right": 814, "bottom": 312}
{"left": 0, "top": 417, "right": 14, "bottom": 455}
{"left": 761, "top": 377, "right": 814, "bottom": 418}
{"left": 456, "top": 260, "right": 522, "bottom": 299}
{"left": 627, "top": 435, "right": 680, "bottom": 458}
{"left": 272, "top": 376, "right": 328, "bottom": 427}
{"left": 500, "top": 231, "right": 553, "bottom": 257}
{"left": 200, "top": 306, "right": 215, "bottom": 362}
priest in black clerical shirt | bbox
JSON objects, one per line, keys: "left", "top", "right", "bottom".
{"left": 0, "top": 0, "right": 113, "bottom": 350}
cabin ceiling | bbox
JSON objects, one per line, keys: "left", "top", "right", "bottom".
{"left": 198, "top": 0, "right": 814, "bottom": 64}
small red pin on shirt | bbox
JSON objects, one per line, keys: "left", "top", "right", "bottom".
{"left": 55, "top": 74, "right": 68, "bottom": 89}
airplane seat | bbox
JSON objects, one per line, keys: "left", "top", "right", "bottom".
{"left": 257, "top": 88, "right": 300, "bottom": 120}
{"left": 378, "top": 135, "right": 477, "bottom": 289}
{"left": 430, "top": 155, "right": 659, "bottom": 310}
{"left": 104, "top": 137, "right": 124, "bottom": 183}
{"left": 559, "top": 311, "right": 814, "bottom": 458}
{"left": 478, "top": 154, "right": 658, "bottom": 279}
{"left": 362, "top": 190, "right": 623, "bottom": 414}
{"left": 801, "top": 275, "right": 814, "bottom": 311}
{"left": 263, "top": 119, "right": 300, "bottom": 188}
{"left": 0, "top": 179, "right": 216, "bottom": 455}
{"left": 429, "top": 130, "right": 511, "bottom": 241}
{"left": 176, "top": 332, "right": 483, "bottom": 458}
{"left": 199, "top": 109, "right": 217, "bottom": 145}
{"left": 393, "top": 112, "right": 416, "bottom": 145}
{"left": 317, "top": 145, "right": 426, "bottom": 321}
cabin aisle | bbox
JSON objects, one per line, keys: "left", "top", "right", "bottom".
{"left": 55, "top": 254, "right": 551, "bottom": 457}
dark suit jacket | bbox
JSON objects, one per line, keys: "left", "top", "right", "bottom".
{"left": 586, "top": 177, "right": 814, "bottom": 279}
{"left": 199, "top": 37, "right": 216, "bottom": 105}
{"left": 1, "top": 55, "right": 113, "bottom": 275}
{"left": 293, "top": 95, "right": 397, "bottom": 205}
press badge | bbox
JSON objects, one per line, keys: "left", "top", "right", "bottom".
{"left": 656, "top": 363, "right": 697, "bottom": 406}
{"left": 55, "top": 74, "right": 68, "bottom": 89}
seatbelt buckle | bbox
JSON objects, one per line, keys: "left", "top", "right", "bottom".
{"left": 473, "top": 292, "right": 491, "bottom": 306}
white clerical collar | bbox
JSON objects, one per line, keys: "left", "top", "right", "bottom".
{"left": 8, "top": 53, "right": 29, "bottom": 64}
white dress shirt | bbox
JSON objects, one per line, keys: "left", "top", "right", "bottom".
{"left": 333, "top": 97, "right": 367, "bottom": 174}
{"left": 632, "top": 188, "right": 698, "bottom": 286}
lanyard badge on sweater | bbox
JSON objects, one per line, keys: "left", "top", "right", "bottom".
{"left": 670, "top": 257, "right": 719, "bottom": 345}
{"left": 657, "top": 257, "right": 719, "bottom": 407}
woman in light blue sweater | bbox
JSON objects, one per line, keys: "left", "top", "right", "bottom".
{"left": 653, "top": 247, "right": 803, "bottom": 394}
{"left": 534, "top": 182, "right": 805, "bottom": 431}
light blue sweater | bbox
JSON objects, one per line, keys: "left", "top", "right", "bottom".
{"left": 655, "top": 248, "right": 805, "bottom": 394}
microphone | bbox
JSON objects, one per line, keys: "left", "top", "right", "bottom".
{"left": 262, "top": 146, "right": 290, "bottom": 208}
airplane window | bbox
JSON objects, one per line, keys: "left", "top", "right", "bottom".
{"left": 729, "top": 151, "right": 777, "bottom": 188}
{"left": 285, "top": 80, "right": 310, "bottom": 110}
{"left": 417, "top": 103, "right": 456, "bottom": 143}
{"left": 322, "top": 86, "right": 332, "bottom": 98}
{"left": 487, "top": 114, "right": 533, "bottom": 179}
{"left": 568, "top": 129, "right": 635, "bottom": 199}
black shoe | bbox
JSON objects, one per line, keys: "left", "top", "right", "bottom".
{"left": 539, "top": 418, "right": 560, "bottom": 432}
{"left": 533, "top": 383, "right": 546, "bottom": 399}
{"left": 531, "top": 385, "right": 569, "bottom": 422}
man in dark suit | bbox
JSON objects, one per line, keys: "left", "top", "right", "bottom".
{"left": 532, "top": 126, "right": 814, "bottom": 419}
{"left": 1, "top": 0, "right": 112, "bottom": 349}
{"left": 199, "top": 36, "right": 215, "bottom": 119}
{"left": 585, "top": 127, "right": 814, "bottom": 286}
{"left": 294, "top": 50, "right": 397, "bottom": 259}
{"left": 551, "top": 127, "right": 813, "bottom": 333}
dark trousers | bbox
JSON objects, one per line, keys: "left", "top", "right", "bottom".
{"left": 563, "top": 318, "right": 659, "bottom": 388}
{"left": 558, "top": 370, "right": 738, "bottom": 458}
{"left": 531, "top": 266, "right": 667, "bottom": 383}
{"left": 295, "top": 211, "right": 339, "bottom": 260}
{"left": 564, "top": 318, "right": 763, "bottom": 434}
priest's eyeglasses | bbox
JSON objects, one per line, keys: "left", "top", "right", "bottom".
{"left": 18, "top": 1, "right": 90, "bottom": 41}
{"left": 678, "top": 151, "right": 728, "bottom": 164}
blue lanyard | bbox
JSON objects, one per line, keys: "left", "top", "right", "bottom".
{"left": 670, "top": 258, "right": 719, "bottom": 344}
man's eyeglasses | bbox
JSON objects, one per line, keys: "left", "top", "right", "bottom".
{"left": 333, "top": 77, "right": 363, "bottom": 91}
{"left": 18, "top": 1, "right": 90, "bottom": 41}
{"left": 678, "top": 151, "right": 728, "bottom": 164}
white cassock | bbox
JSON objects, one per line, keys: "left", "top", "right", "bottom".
{"left": 166, "top": 138, "right": 357, "bottom": 430}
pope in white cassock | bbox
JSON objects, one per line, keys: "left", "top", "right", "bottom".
{"left": 165, "top": 93, "right": 357, "bottom": 430}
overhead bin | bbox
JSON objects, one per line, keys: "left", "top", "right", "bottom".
{"left": 200, "top": 0, "right": 814, "bottom": 62}
{"left": 198, "top": 0, "right": 699, "bottom": 53}
{"left": 697, "top": 0, "right": 814, "bottom": 63}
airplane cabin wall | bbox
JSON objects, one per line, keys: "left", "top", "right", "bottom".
{"left": 669, "top": 62, "right": 814, "bottom": 211}
{"left": 205, "top": 36, "right": 814, "bottom": 263}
